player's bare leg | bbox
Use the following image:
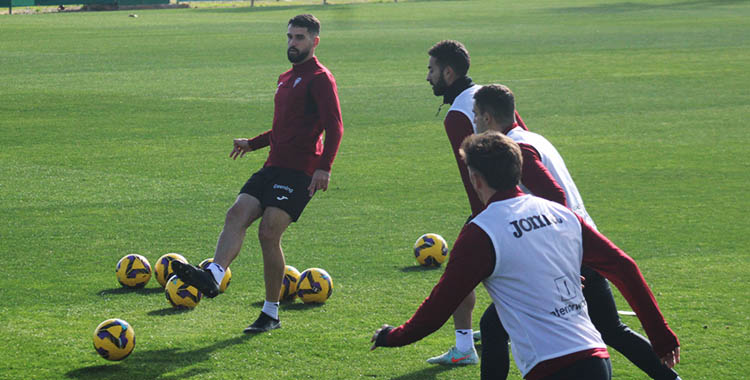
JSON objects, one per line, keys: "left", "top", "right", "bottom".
{"left": 244, "top": 206, "right": 292, "bottom": 333}
{"left": 453, "top": 290, "right": 475, "bottom": 330}
{"left": 214, "top": 194, "right": 264, "bottom": 269}
{"left": 257, "top": 206, "right": 291, "bottom": 303}
{"left": 172, "top": 194, "right": 263, "bottom": 298}
{"left": 427, "top": 290, "right": 479, "bottom": 365}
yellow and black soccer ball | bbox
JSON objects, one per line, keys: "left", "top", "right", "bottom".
{"left": 155, "top": 253, "right": 187, "bottom": 288}
{"left": 413, "top": 233, "right": 449, "bottom": 267}
{"left": 297, "top": 268, "right": 333, "bottom": 304}
{"left": 93, "top": 318, "right": 135, "bottom": 361}
{"left": 198, "top": 258, "right": 231, "bottom": 293}
{"left": 165, "top": 275, "right": 202, "bottom": 309}
{"left": 279, "top": 265, "right": 301, "bottom": 302}
{"left": 115, "top": 254, "right": 152, "bottom": 288}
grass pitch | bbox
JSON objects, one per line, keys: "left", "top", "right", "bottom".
{"left": 1, "top": 0, "right": 748, "bottom": 379}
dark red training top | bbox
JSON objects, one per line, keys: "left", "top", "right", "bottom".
{"left": 248, "top": 56, "right": 343, "bottom": 176}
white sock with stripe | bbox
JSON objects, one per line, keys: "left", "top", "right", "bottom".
{"left": 206, "top": 262, "right": 225, "bottom": 285}
{"left": 455, "top": 329, "right": 473, "bottom": 352}
{"left": 262, "top": 301, "right": 280, "bottom": 320}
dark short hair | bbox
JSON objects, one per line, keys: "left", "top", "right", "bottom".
{"left": 289, "top": 14, "right": 321, "bottom": 36}
{"left": 428, "top": 40, "right": 470, "bottom": 78}
{"left": 460, "top": 131, "right": 522, "bottom": 191}
{"left": 474, "top": 84, "right": 516, "bottom": 127}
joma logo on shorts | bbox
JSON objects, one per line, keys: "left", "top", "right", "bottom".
{"left": 273, "top": 184, "right": 293, "bottom": 193}
{"left": 510, "top": 213, "right": 563, "bottom": 238}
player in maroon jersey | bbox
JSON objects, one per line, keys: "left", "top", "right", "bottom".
{"left": 423, "top": 39, "right": 529, "bottom": 366}
{"left": 173, "top": 14, "right": 343, "bottom": 333}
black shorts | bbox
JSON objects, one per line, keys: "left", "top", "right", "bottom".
{"left": 239, "top": 167, "right": 313, "bottom": 222}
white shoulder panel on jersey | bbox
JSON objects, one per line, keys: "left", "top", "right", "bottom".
{"left": 447, "top": 85, "right": 482, "bottom": 133}
{"left": 506, "top": 127, "right": 597, "bottom": 229}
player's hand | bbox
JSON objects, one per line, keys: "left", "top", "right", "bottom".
{"left": 308, "top": 169, "right": 330, "bottom": 197}
{"left": 370, "top": 324, "right": 392, "bottom": 351}
{"left": 661, "top": 346, "right": 680, "bottom": 368}
{"left": 230, "top": 139, "right": 252, "bottom": 160}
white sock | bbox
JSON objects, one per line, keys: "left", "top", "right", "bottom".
{"left": 206, "top": 262, "right": 225, "bottom": 285}
{"left": 455, "top": 329, "right": 473, "bottom": 352}
{"left": 262, "top": 301, "right": 280, "bottom": 320}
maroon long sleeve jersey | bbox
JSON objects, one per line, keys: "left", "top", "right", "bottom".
{"left": 247, "top": 56, "right": 343, "bottom": 176}
{"left": 381, "top": 189, "right": 679, "bottom": 378}
{"left": 444, "top": 110, "right": 567, "bottom": 215}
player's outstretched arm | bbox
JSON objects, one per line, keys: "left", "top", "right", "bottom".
{"left": 370, "top": 324, "right": 394, "bottom": 351}
{"left": 578, "top": 216, "right": 680, "bottom": 360}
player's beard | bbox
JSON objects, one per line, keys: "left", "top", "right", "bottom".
{"left": 430, "top": 74, "right": 448, "bottom": 96}
{"left": 287, "top": 47, "right": 310, "bottom": 63}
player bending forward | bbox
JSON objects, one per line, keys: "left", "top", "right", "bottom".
{"left": 371, "top": 132, "right": 679, "bottom": 380}
{"left": 173, "top": 14, "right": 343, "bottom": 333}
{"left": 424, "top": 39, "right": 528, "bottom": 365}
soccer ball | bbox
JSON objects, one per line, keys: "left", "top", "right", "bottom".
{"left": 155, "top": 253, "right": 187, "bottom": 287}
{"left": 297, "top": 268, "right": 333, "bottom": 304}
{"left": 165, "top": 275, "right": 202, "bottom": 309}
{"left": 115, "top": 254, "right": 152, "bottom": 288}
{"left": 93, "top": 318, "right": 135, "bottom": 361}
{"left": 414, "top": 233, "right": 449, "bottom": 266}
{"left": 199, "top": 258, "right": 232, "bottom": 293}
{"left": 279, "top": 265, "right": 301, "bottom": 302}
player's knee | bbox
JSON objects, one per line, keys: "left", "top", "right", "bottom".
{"left": 226, "top": 202, "right": 256, "bottom": 230}
{"left": 257, "top": 223, "right": 282, "bottom": 245}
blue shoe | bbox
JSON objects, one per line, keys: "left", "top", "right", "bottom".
{"left": 426, "top": 346, "right": 478, "bottom": 365}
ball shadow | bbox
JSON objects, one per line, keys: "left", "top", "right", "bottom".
{"left": 147, "top": 307, "right": 194, "bottom": 316}
{"left": 66, "top": 334, "right": 254, "bottom": 380}
{"left": 98, "top": 287, "right": 164, "bottom": 296}
{"left": 400, "top": 265, "right": 442, "bottom": 273}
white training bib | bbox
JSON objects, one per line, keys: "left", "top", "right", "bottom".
{"left": 472, "top": 195, "right": 605, "bottom": 376}
{"left": 507, "top": 127, "right": 596, "bottom": 228}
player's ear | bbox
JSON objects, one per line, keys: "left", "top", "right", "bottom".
{"left": 482, "top": 111, "right": 492, "bottom": 127}
{"left": 442, "top": 65, "right": 454, "bottom": 82}
{"left": 313, "top": 35, "right": 320, "bottom": 48}
{"left": 468, "top": 167, "right": 482, "bottom": 192}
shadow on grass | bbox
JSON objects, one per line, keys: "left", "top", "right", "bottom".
{"left": 389, "top": 364, "right": 454, "bottom": 380}
{"left": 66, "top": 334, "right": 254, "bottom": 380}
{"left": 250, "top": 300, "right": 327, "bottom": 311}
{"left": 400, "top": 265, "right": 441, "bottom": 273}
{"left": 98, "top": 287, "right": 164, "bottom": 296}
{"left": 147, "top": 307, "right": 194, "bottom": 316}
{"left": 281, "top": 302, "right": 326, "bottom": 311}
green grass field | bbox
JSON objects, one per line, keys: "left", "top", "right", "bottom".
{"left": 1, "top": 0, "right": 748, "bottom": 378}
